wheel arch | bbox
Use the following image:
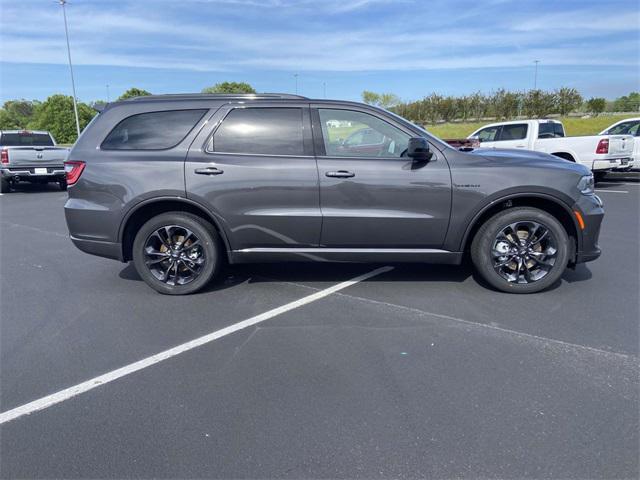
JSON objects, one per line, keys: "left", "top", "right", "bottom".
{"left": 551, "top": 151, "right": 576, "bottom": 162}
{"left": 119, "top": 197, "right": 231, "bottom": 262}
{"left": 460, "top": 193, "right": 580, "bottom": 261}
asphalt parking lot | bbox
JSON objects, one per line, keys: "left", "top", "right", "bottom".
{"left": 1, "top": 173, "right": 638, "bottom": 479}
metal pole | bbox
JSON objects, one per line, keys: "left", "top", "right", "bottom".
{"left": 294, "top": 73, "right": 298, "bottom": 95}
{"left": 323, "top": 82, "right": 326, "bottom": 99}
{"left": 106, "top": 84, "right": 110, "bottom": 103}
{"left": 60, "top": 0, "right": 81, "bottom": 138}
{"left": 533, "top": 60, "right": 540, "bottom": 90}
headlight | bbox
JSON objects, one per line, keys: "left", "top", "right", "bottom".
{"left": 577, "top": 174, "right": 595, "bottom": 195}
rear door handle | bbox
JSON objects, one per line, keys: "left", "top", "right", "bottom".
{"left": 325, "top": 170, "right": 355, "bottom": 178}
{"left": 195, "top": 166, "right": 224, "bottom": 175}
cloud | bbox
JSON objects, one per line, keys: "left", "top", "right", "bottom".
{"left": 1, "top": 0, "right": 637, "bottom": 73}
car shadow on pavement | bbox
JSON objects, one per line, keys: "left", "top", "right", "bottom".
{"left": 119, "top": 259, "right": 592, "bottom": 294}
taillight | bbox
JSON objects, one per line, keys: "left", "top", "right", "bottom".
{"left": 596, "top": 139, "right": 609, "bottom": 154}
{"left": 64, "top": 161, "right": 85, "bottom": 186}
{"left": 1, "top": 149, "right": 8, "bottom": 165}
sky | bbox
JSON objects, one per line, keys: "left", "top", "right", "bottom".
{"left": 0, "top": 0, "right": 638, "bottom": 103}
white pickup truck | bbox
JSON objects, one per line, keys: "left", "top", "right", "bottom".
{"left": 0, "top": 130, "right": 70, "bottom": 193}
{"left": 599, "top": 117, "right": 639, "bottom": 171}
{"left": 468, "top": 119, "right": 634, "bottom": 178}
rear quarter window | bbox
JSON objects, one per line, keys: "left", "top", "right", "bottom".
{"left": 101, "top": 109, "right": 207, "bottom": 150}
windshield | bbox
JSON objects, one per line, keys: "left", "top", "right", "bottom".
{"left": 1, "top": 132, "right": 54, "bottom": 147}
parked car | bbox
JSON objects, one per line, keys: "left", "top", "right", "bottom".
{"left": 64, "top": 94, "right": 604, "bottom": 295}
{"left": 0, "top": 130, "right": 69, "bottom": 193}
{"left": 467, "top": 119, "right": 634, "bottom": 179}
{"left": 599, "top": 117, "right": 639, "bottom": 171}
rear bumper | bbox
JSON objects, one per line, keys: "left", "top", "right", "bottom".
{"left": 573, "top": 194, "right": 604, "bottom": 264}
{"left": 1, "top": 166, "right": 65, "bottom": 181}
{"left": 591, "top": 158, "right": 631, "bottom": 171}
{"left": 70, "top": 235, "right": 124, "bottom": 262}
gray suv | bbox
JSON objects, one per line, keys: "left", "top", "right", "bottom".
{"left": 64, "top": 93, "right": 603, "bottom": 294}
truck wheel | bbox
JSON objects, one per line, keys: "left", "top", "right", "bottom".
{"left": 0, "top": 177, "right": 10, "bottom": 193}
{"left": 59, "top": 179, "right": 68, "bottom": 191}
{"left": 471, "top": 207, "right": 569, "bottom": 294}
{"left": 132, "top": 212, "right": 221, "bottom": 295}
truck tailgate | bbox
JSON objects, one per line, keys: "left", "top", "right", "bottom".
{"left": 608, "top": 135, "right": 634, "bottom": 156}
{"left": 5, "top": 147, "right": 69, "bottom": 167}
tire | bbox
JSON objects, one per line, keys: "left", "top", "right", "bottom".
{"left": 471, "top": 207, "right": 569, "bottom": 294}
{"left": 594, "top": 171, "right": 606, "bottom": 182}
{"left": 59, "top": 179, "right": 68, "bottom": 191}
{"left": 0, "top": 177, "right": 10, "bottom": 193}
{"left": 132, "top": 212, "right": 221, "bottom": 295}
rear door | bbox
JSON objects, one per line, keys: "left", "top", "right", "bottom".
{"left": 185, "top": 103, "right": 321, "bottom": 250}
{"left": 496, "top": 123, "right": 528, "bottom": 149}
{"left": 312, "top": 105, "right": 451, "bottom": 248}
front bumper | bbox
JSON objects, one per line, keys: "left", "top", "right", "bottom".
{"left": 1, "top": 166, "right": 65, "bottom": 181}
{"left": 573, "top": 194, "right": 604, "bottom": 264}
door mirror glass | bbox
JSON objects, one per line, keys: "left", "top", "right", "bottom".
{"left": 407, "top": 137, "right": 433, "bottom": 161}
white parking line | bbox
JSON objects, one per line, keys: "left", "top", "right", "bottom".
{"left": 595, "top": 189, "right": 629, "bottom": 194}
{"left": 0, "top": 265, "right": 393, "bottom": 425}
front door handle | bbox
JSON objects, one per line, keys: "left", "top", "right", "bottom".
{"left": 195, "top": 166, "right": 224, "bottom": 175}
{"left": 326, "top": 170, "right": 355, "bottom": 178}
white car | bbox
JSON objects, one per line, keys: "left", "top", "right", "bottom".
{"left": 599, "top": 117, "right": 639, "bottom": 171}
{"left": 468, "top": 119, "right": 634, "bottom": 177}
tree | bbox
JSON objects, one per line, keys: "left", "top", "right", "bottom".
{"left": 0, "top": 100, "right": 39, "bottom": 129}
{"left": 612, "top": 92, "right": 640, "bottom": 112}
{"left": 378, "top": 93, "right": 401, "bottom": 109}
{"left": 361, "top": 90, "right": 381, "bottom": 105}
{"left": 117, "top": 87, "right": 152, "bottom": 100}
{"left": 202, "top": 82, "right": 256, "bottom": 94}
{"left": 523, "top": 89, "right": 556, "bottom": 117}
{"left": 555, "top": 87, "right": 583, "bottom": 116}
{"left": 585, "top": 97, "right": 606, "bottom": 116}
{"left": 29, "top": 95, "right": 96, "bottom": 143}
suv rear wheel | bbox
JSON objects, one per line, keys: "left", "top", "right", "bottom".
{"left": 471, "top": 207, "right": 569, "bottom": 293}
{"left": 132, "top": 212, "right": 221, "bottom": 295}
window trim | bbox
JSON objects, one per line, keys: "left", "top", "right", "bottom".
{"left": 100, "top": 109, "right": 208, "bottom": 151}
{"left": 312, "top": 106, "right": 417, "bottom": 160}
{"left": 204, "top": 105, "right": 313, "bottom": 157}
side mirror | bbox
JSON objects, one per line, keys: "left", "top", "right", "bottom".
{"left": 407, "top": 137, "right": 433, "bottom": 161}
{"left": 470, "top": 135, "right": 480, "bottom": 143}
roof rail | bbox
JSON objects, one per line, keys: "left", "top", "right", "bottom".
{"left": 123, "top": 93, "right": 308, "bottom": 102}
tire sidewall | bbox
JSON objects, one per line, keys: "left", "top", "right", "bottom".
{"left": 472, "top": 208, "right": 569, "bottom": 294}
{"left": 132, "top": 213, "right": 219, "bottom": 295}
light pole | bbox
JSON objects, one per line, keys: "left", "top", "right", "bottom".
{"left": 533, "top": 60, "right": 540, "bottom": 90}
{"left": 323, "top": 82, "right": 326, "bottom": 99}
{"left": 293, "top": 73, "right": 299, "bottom": 94}
{"left": 106, "top": 84, "right": 110, "bottom": 103}
{"left": 59, "top": 0, "right": 81, "bottom": 138}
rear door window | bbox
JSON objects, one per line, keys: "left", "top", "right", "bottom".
{"left": 1, "top": 132, "right": 54, "bottom": 146}
{"left": 538, "top": 122, "right": 564, "bottom": 139}
{"left": 101, "top": 109, "right": 207, "bottom": 150}
{"left": 499, "top": 124, "right": 528, "bottom": 141}
{"left": 211, "top": 108, "right": 304, "bottom": 156}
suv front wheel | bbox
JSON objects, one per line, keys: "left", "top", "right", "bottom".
{"left": 471, "top": 207, "right": 569, "bottom": 293}
{"left": 132, "top": 212, "right": 221, "bottom": 294}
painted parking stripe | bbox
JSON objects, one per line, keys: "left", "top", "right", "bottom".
{"left": 595, "top": 189, "right": 629, "bottom": 194}
{"left": 0, "top": 265, "right": 393, "bottom": 425}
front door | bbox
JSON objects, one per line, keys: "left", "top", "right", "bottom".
{"left": 185, "top": 104, "right": 321, "bottom": 250}
{"left": 313, "top": 106, "right": 451, "bottom": 248}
